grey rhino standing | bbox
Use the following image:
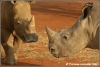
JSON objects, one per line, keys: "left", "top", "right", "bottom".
{"left": 1, "top": 0, "right": 38, "bottom": 65}
{"left": 46, "top": 3, "right": 99, "bottom": 58}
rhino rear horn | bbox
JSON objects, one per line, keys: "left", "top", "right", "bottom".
{"left": 45, "top": 26, "right": 56, "bottom": 40}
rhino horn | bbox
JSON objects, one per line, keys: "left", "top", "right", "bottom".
{"left": 45, "top": 26, "right": 56, "bottom": 40}
{"left": 29, "top": 15, "right": 35, "bottom": 25}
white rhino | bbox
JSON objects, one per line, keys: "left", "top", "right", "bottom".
{"left": 46, "top": 3, "right": 99, "bottom": 58}
{"left": 1, "top": 0, "right": 38, "bottom": 65}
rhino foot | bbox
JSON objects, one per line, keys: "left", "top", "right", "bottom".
{"left": 2, "top": 58, "right": 17, "bottom": 65}
{"left": 5, "top": 61, "right": 17, "bottom": 65}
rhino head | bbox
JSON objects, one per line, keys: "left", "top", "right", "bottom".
{"left": 45, "top": 3, "right": 99, "bottom": 58}
{"left": 11, "top": 0, "right": 38, "bottom": 42}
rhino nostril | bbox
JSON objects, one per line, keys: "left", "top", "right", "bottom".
{"left": 51, "top": 48, "right": 55, "bottom": 53}
{"left": 51, "top": 49, "right": 55, "bottom": 51}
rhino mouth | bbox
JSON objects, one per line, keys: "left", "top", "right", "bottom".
{"left": 52, "top": 51, "right": 70, "bottom": 58}
{"left": 53, "top": 54, "right": 60, "bottom": 58}
{"left": 21, "top": 33, "right": 38, "bottom": 43}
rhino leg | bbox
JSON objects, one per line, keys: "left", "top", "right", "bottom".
{"left": 13, "top": 31, "right": 22, "bottom": 64}
{"left": 2, "top": 32, "right": 22, "bottom": 65}
{"left": 2, "top": 33, "right": 17, "bottom": 65}
{"left": 1, "top": 28, "right": 16, "bottom": 65}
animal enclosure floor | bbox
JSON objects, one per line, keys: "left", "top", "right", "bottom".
{"left": 1, "top": 1, "right": 99, "bottom": 66}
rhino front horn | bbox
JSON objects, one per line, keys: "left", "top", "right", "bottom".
{"left": 45, "top": 26, "right": 56, "bottom": 38}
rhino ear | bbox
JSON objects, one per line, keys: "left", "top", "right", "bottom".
{"left": 28, "top": 1, "right": 36, "bottom": 4}
{"left": 82, "top": 3, "right": 93, "bottom": 19}
{"left": 11, "top": 0, "right": 16, "bottom": 4}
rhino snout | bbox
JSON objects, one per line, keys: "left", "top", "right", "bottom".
{"left": 50, "top": 47, "right": 55, "bottom": 54}
{"left": 50, "top": 47, "right": 60, "bottom": 58}
{"left": 22, "top": 33, "right": 38, "bottom": 43}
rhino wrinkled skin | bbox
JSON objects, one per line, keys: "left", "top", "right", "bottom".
{"left": 46, "top": 3, "right": 99, "bottom": 58}
{"left": 1, "top": 0, "right": 38, "bottom": 65}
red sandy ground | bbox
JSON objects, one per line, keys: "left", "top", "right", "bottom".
{"left": 1, "top": 1, "right": 99, "bottom": 66}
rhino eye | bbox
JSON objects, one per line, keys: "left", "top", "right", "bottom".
{"left": 61, "top": 33, "right": 68, "bottom": 43}
{"left": 63, "top": 35, "right": 67, "bottom": 40}
{"left": 62, "top": 35, "right": 67, "bottom": 44}
{"left": 17, "top": 21, "right": 21, "bottom": 24}
{"left": 61, "top": 33, "right": 68, "bottom": 39}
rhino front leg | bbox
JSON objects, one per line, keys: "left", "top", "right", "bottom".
{"left": 1, "top": 28, "right": 17, "bottom": 65}
{"left": 13, "top": 31, "right": 22, "bottom": 64}
{"left": 2, "top": 34, "right": 17, "bottom": 65}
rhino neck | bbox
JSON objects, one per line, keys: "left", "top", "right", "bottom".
{"left": 1, "top": 1, "right": 14, "bottom": 33}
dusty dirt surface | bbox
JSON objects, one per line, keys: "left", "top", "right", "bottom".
{"left": 1, "top": 1, "right": 99, "bottom": 66}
